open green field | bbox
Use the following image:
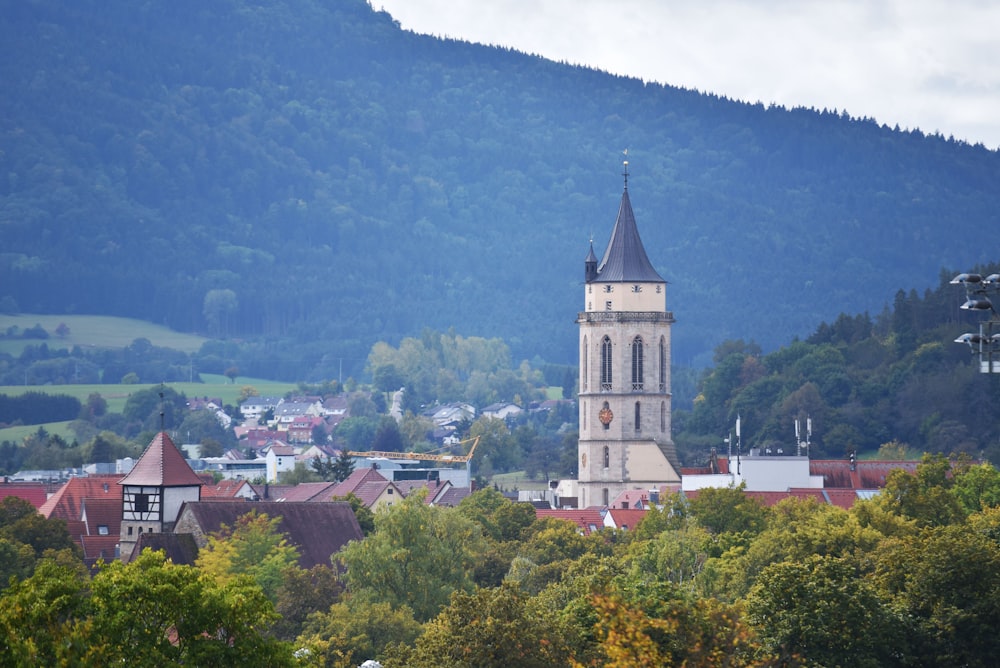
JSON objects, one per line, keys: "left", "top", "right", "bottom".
{"left": 0, "top": 421, "right": 76, "bottom": 443}
{"left": 490, "top": 471, "right": 549, "bottom": 492}
{"left": 0, "top": 375, "right": 298, "bottom": 443}
{"left": 0, "top": 314, "right": 209, "bottom": 355}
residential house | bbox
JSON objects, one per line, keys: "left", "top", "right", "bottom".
{"left": 200, "top": 455, "right": 267, "bottom": 481}
{"left": 288, "top": 415, "right": 325, "bottom": 444}
{"left": 199, "top": 477, "right": 257, "bottom": 500}
{"left": 274, "top": 401, "right": 324, "bottom": 431}
{"left": 187, "top": 396, "right": 224, "bottom": 411}
{"left": 394, "top": 478, "right": 454, "bottom": 505}
{"left": 481, "top": 402, "right": 522, "bottom": 421}
{"left": 238, "top": 427, "right": 282, "bottom": 451}
{"left": 424, "top": 402, "right": 476, "bottom": 427}
{"left": 299, "top": 444, "right": 339, "bottom": 462}
{"left": 327, "top": 466, "right": 403, "bottom": 510}
{"left": 607, "top": 487, "right": 675, "bottom": 510}
{"left": 603, "top": 508, "right": 649, "bottom": 531}
{"left": 322, "top": 394, "right": 350, "bottom": 430}
{"left": 265, "top": 445, "right": 299, "bottom": 482}
{"left": 239, "top": 396, "right": 283, "bottom": 421}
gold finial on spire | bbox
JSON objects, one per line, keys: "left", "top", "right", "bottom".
{"left": 622, "top": 148, "right": 629, "bottom": 189}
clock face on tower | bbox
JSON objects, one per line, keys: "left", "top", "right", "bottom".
{"left": 599, "top": 406, "right": 614, "bottom": 426}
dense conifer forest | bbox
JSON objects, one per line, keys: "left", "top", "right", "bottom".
{"left": 2, "top": 0, "right": 1000, "bottom": 380}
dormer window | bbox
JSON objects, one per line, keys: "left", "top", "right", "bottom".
{"left": 98, "top": 525, "right": 109, "bottom": 536}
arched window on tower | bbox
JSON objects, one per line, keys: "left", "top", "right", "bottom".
{"left": 601, "top": 336, "right": 613, "bottom": 391}
{"left": 659, "top": 336, "right": 666, "bottom": 392}
{"left": 635, "top": 402, "right": 641, "bottom": 432}
{"left": 582, "top": 336, "right": 588, "bottom": 392}
{"left": 603, "top": 445, "right": 610, "bottom": 468}
{"left": 660, "top": 401, "right": 666, "bottom": 432}
{"left": 632, "top": 336, "right": 644, "bottom": 391}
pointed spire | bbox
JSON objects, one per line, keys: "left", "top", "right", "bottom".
{"left": 595, "top": 188, "right": 664, "bottom": 282}
{"left": 119, "top": 431, "right": 203, "bottom": 487}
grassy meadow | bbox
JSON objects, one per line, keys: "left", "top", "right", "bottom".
{"left": 0, "top": 314, "right": 209, "bottom": 355}
{"left": 0, "top": 374, "right": 299, "bottom": 443}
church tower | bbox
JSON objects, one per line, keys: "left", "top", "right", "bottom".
{"left": 577, "top": 165, "right": 680, "bottom": 508}
{"left": 118, "top": 430, "right": 203, "bottom": 561}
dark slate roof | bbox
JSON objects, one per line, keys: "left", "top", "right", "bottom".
{"left": 119, "top": 432, "right": 204, "bottom": 488}
{"left": 80, "top": 534, "right": 121, "bottom": 566}
{"left": 594, "top": 189, "right": 665, "bottom": 283}
{"left": 127, "top": 532, "right": 200, "bottom": 566}
{"left": 178, "top": 501, "right": 362, "bottom": 569}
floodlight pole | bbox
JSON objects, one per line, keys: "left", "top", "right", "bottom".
{"left": 952, "top": 272, "right": 1000, "bottom": 374}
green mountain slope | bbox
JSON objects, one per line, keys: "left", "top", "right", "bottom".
{"left": 2, "top": 0, "right": 999, "bottom": 378}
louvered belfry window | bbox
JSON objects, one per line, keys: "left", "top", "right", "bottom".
{"left": 601, "top": 336, "right": 613, "bottom": 390}
{"left": 632, "top": 336, "right": 644, "bottom": 391}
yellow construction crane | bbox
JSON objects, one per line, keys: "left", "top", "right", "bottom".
{"left": 348, "top": 435, "right": 479, "bottom": 465}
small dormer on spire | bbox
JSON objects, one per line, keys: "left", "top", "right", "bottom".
{"left": 585, "top": 238, "right": 599, "bottom": 283}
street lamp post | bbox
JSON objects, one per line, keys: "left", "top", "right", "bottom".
{"left": 952, "top": 272, "right": 1000, "bottom": 373}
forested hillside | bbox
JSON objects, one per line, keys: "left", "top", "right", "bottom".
{"left": 2, "top": 0, "right": 999, "bottom": 380}
{"left": 676, "top": 265, "right": 1000, "bottom": 464}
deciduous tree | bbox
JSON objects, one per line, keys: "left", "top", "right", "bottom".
{"left": 195, "top": 510, "right": 300, "bottom": 603}
{"left": 338, "top": 490, "right": 486, "bottom": 621}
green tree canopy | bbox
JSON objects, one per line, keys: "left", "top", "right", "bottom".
{"left": 338, "top": 490, "right": 487, "bottom": 621}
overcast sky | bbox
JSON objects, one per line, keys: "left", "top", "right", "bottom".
{"left": 376, "top": 0, "right": 1000, "bottom": 150}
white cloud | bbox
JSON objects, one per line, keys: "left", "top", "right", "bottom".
{"left": 377, "top": 0, "right": 1000, "bottom": 148}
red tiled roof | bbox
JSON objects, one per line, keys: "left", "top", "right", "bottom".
{"left": 0, "top": 482, "right": 49, "bottom": 508}
{"left": 80, "top": 535, "right": 120, "bottom": 565}
{"left": 82, "top": 497, "right": 122, "bottom": 537}
{"left": 394, "top": 479, "right": 450, "bottom": 504}
{"left": 119, "top": 432, "right": 203, "bottom": 487}
{"left": 683, "top": 487, "right": 863, "bottom": 510}
{"left": 272, "top": 482, "right": 338, "bottom": 502}
{"left": 328, "top": 467, "right": 394, "bottom": 507}
{"left": 535, "top": 508, "right": 605, "bottom": 534}
{"left": 605, "top": 508, "right": 648, "bottom": 529}
{"left": 809, "top": 459, "right": 918, "bottom": 489}
{"left": 822, "top": 489, "right": 864, "bottom": 510}
{"left": 39, "top": 475, "right": 122, "bottom": 521}
{"left": 201, "top": 478, "right": 252, "bottom": 499}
